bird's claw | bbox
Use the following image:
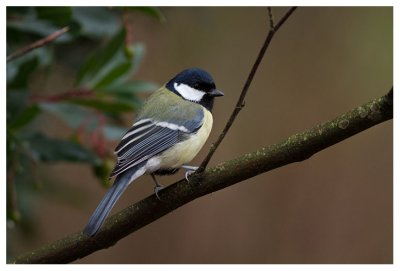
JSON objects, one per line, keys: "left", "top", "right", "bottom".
{"left": 185, "top": 170, "right": 194, "bottom": 182}
{"left": 154, "top": 184, "right": 164, "bottom": 200}
{"left": 182, "top": 165, "right": 199, "bottom": 183}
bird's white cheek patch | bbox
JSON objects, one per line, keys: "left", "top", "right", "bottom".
{"left": 174, "top": 82, "right": 205, "bottom": 102}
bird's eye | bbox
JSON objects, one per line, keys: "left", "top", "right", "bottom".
{"left": 194, "top": 83, "right": 200, "bottom": 89}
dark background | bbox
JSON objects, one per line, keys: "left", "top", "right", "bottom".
{"left": 8, "top": 7, "right": 392, "bottom": 263}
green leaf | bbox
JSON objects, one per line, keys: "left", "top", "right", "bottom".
{"left": 130, "top": 43, "right": 146, "bottom": 74}
{"left": 92, "top": 42, "right": 146, "bottom": 90}
{"left": 102, "top": 125, "right": 127, "bottom": 140}
{"left": 35, "top": 7, "right": 73, "bottom": 26}
{"left": 7, "top": 7, "right": 32, "bottom": 17}
{"left": 8, "top": 105, "right": 40, "bottom": 130}
{"left": 98, "top": 80, "right": 159, "bottom": 95}
{"left": 120, "top": 7, "right": 166, "bottom": 23}
{"left": 72, "top": 7, "right": 120, "bottom": 39}
{"left": 7, "top": 56, "right": 39, "bottom": 89}
{"left": 94, "top": 61, "right": 132, "bottom": 89}
{"left": 7, "top": 47, "right": 53, "bottom": 85}
{"left": 76, "top": 28, "right": 126, "bottom": 85}
{"left": 90, "top": 42, "right": 144, "bottom": 88}
{"left": 67, "top": 98, "right": 136, "bottom": 113}
{"left": 38, "top": 102, "right": 93, "bottom": 129}
{"left": 27, "top": 133, "right": 100, "bottom": 164}
{"left": 7, "top": 91, "right": 29, "bottom": 120}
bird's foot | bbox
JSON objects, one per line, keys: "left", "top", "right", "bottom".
{"left": 151, "top": 174, "right": 164, "bottom": 200}
{"left": 154, "top": 184, "right": 164, "bottom": 200}
{"left": 181, "top": 165, "right": 199, "bottom": 183}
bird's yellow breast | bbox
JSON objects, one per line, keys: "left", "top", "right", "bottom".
{"left": 157, "top": 108, "right": 213, "bottom": 169}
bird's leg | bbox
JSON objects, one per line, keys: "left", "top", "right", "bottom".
{"left": 151, "top": 174, "right": 164, "bottom": 200}
{"left": 181, "top": 165, "right": 199, "bottom": 182}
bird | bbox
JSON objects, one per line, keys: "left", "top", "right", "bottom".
{"left": 83, "top": 68, "right": 224, "bottom": 236}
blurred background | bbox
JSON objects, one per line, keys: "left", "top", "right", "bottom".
{"left": 6, "top": 7, "right": 392, "bottom": 263}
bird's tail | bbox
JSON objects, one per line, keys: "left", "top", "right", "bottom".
{"left": 83, "top": 165, "right": 145, "bottom": 236}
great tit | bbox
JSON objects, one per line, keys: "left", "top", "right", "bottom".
{"left": 83, "top": 68, "right": 224, "bottom": 236}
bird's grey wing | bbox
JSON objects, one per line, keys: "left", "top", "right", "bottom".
{"left": 109, "top": 109, "right": 204, "bottom": 178}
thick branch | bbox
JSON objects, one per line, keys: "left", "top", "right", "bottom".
{"left": 6, "top": 26, "right": 69, "bottom": 63}
{"left": 10, "top": 88, "right": 392, "bottom": 264}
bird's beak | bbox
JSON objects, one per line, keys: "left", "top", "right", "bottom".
{"left": 208, "top": 89, "right": 224, "bottom": 97}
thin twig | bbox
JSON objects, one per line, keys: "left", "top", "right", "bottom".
{"left": 274, "top": 7, "right": 298, "bottom": 31}
{"left": 267, "top": 7, "right": 275, "bottom": 29}
{"left": 6, "top": 26, "right": 69, "bottom": 63}
{"left": 198, "top": 7, "right": 298, "bottom": 171}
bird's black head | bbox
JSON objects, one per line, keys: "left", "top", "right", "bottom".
{"left": 166, "top": 68, "right": 224, "bottom": 111}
